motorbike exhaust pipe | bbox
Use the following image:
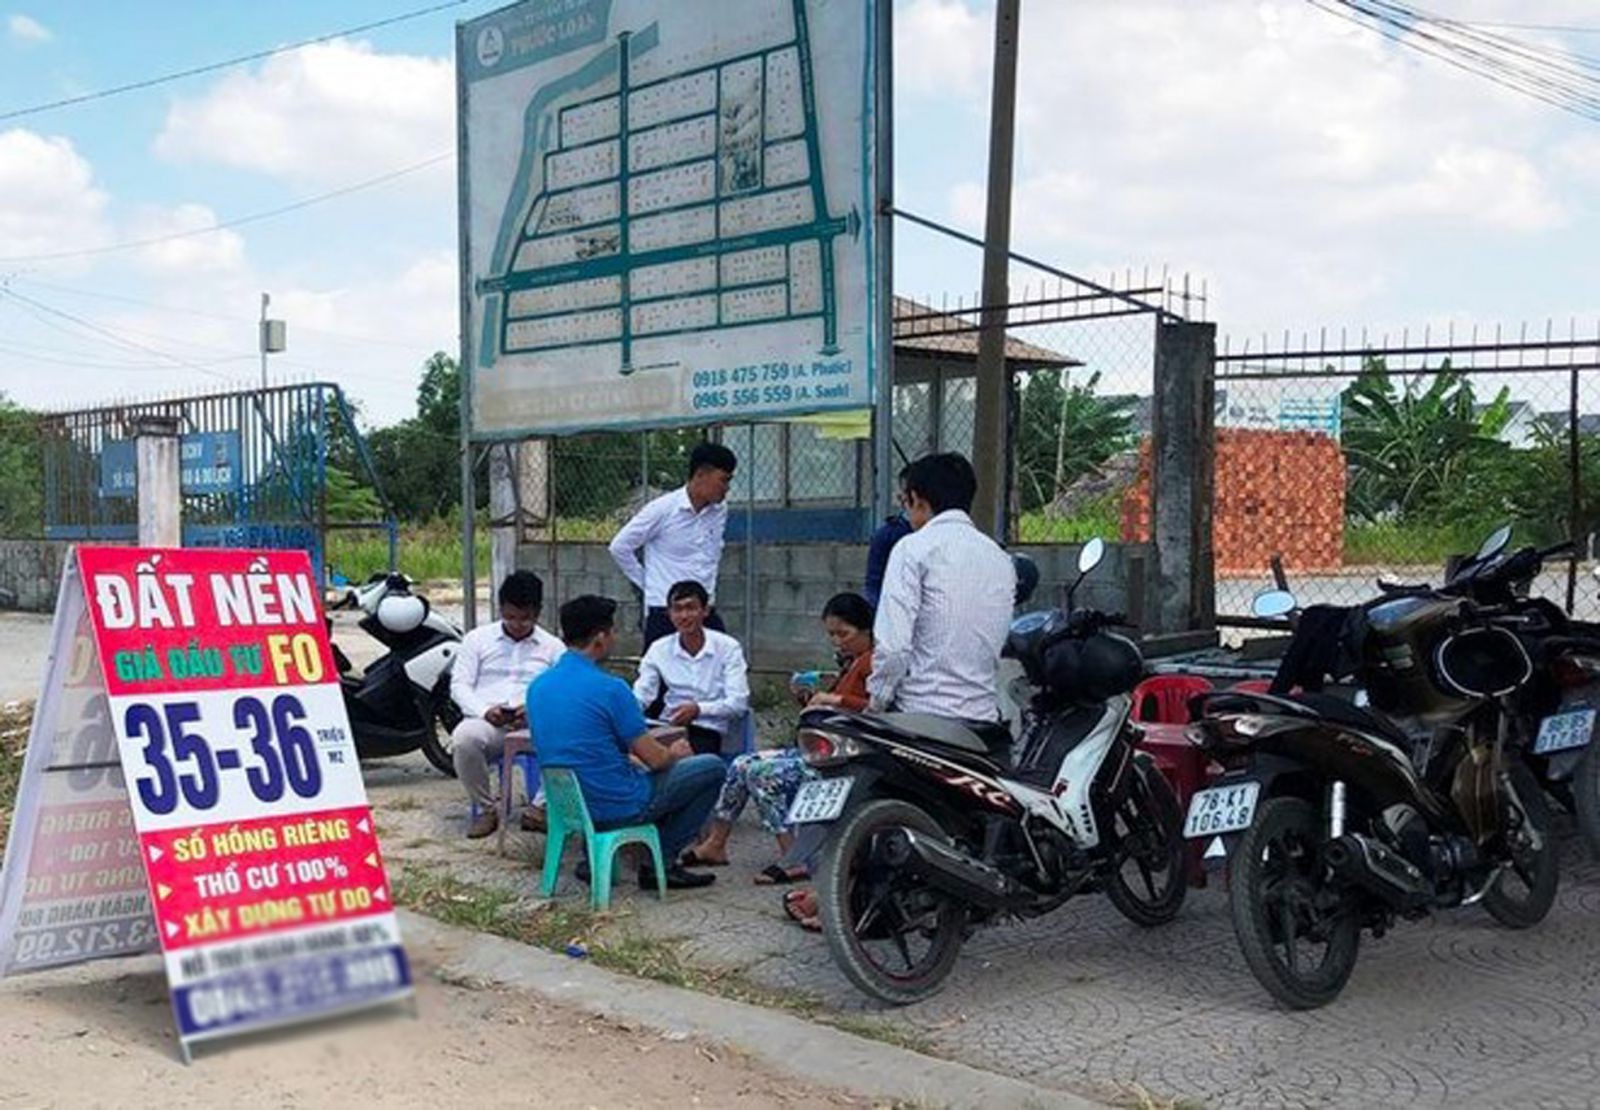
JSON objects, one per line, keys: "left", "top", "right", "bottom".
{"left": 879, "top": 828, "right": 1021, "bottom": 909}
{"left": 1324, "top": 833, "right": 1432, "bottom": 911}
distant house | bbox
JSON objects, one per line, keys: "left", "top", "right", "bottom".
{"left": 1535, "top": 411, "right": 1600, "bottom": 442}
{"left": 1476, "top": 401, "right": 1541, "bottom": 449}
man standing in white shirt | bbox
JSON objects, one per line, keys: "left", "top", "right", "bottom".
{"left": 451, "top": 571, "right": 565, "bottom": 838}
{"left": 868, "top": 453, "right": 1016, "bottom": 722}
{"left": 633, "top": 580, "right": 751, "bottom": 756}
{"left": 608, "top": 442, "right": 737, "bottom": 649}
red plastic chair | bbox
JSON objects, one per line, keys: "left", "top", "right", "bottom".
{"left": 1228, "top": 679, "right": 1273, "bottom": 695}
{"left": 1131, "top": 675, "right": 1214, "bottom": 725}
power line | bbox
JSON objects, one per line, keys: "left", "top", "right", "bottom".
{"left": 0, "top": 287, "right": 233, "bottom": 381}
{"left": 0, "top": 0, "right": 473, "bottom": 124}
{"left": 0, "top": 152, "right": 453, "bottom": 264}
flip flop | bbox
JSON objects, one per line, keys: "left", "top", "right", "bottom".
{"left": 782, "top": 889, "right": 821, "bottom": 932}
{"left": 678, "top": 849, "right": 729, "bottom": 868}
{"left": 755, "top": 863, "right": 808, "bottom": 886}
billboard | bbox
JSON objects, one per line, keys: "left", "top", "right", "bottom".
{"left": 458, "top": 0, "right": 880, "bottom": 437}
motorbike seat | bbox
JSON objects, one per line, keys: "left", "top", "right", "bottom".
{"left": 875, "top": 712, "right": 1015, "bottom": 771}
{"left": 1290, "top": 691, "right": 1411, "bottom": 747}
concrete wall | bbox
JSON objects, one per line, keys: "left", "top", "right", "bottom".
{"left": 0, "top": 540, "right": 72, "bottom": 612}
{"left": 515, "top": 538, "right": 1152, "bottom": 669}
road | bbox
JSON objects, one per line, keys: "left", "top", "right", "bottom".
{"left": 0, "top": 947, "right": 860, "bottom": 1108}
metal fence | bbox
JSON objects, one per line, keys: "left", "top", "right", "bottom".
{"left": 33, "top": 382, "right": 396, "bottom": 582}
{"left": 1213, "top": 324, "right": 1600, "bottom": 622}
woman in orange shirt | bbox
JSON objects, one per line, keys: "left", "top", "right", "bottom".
{"left": 680, "top": 593, "right": 873, "bottom": 883}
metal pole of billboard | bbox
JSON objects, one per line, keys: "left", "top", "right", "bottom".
{"left": 871, "top": 0, "right": 896, "bottom": 524}
{"left": 455, "top": 20, "right": 478, "bottom": 632}
{"left": 969, "top": 0, "right": 1021, "bottom": 541}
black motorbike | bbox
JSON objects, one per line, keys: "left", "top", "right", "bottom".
{"left": 328, "top": 574, "right": 463, "bottom": 775}
{"left": 793, "top": 539, "right": 1188, "bottom": 1005}
{"left": 1187, "top": 582, "right": 1560, "bottom": 1009}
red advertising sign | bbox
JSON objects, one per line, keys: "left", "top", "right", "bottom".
{"left": 12, "top": 547, "right": 413, "bottom": 1057}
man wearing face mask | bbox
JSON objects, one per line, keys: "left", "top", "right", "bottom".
{"left": 451, "top": 571, "right": 565, "bottom": 838}
{"left": 868, "top": 452, "right": 1016, "bottom": 721}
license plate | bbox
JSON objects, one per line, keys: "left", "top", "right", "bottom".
{"left": 787, "top": 777, "right": 854, "bottom": 824}
{"left": 1183, "top": 782, "right": 1261, "bottom": 839}
{"left": 1535, "top": 709, "right": 1597, "bottom": 755}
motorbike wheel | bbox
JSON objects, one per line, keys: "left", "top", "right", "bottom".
{"left": 816, "top": 798, "right": 966, "bottom": 1006}
{"left": 1103, "top": 759, "right": 1188, "bottom": 927}
{"left": 1229, "top": 795, "right": 1360, "bottom": 1010}
{"left": 420, "top": 693, "right": 462, "bottom": 778}
{"left": 1573, "top": 743, "right": 1600, "bottom": 860}
{"left": 1482, "top": 763, "right": 1560, "bottom": 929}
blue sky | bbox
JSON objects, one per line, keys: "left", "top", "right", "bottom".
{"left": 1, "top": 0, "right": 1597, "bottom": 425}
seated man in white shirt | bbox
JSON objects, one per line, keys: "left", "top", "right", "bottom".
{"left": 632, "top": 580, "right": 751, "bottom": 756}
{"left": 868, "top": 452, "right": 1016, "bottom": 722}
{"left": 451, "top": 571, "right": 565, "bottom": 838}
{"left": 608, "top": 442, "right": 737, "bottom": 650}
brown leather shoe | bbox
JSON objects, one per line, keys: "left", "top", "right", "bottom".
{"left": 520, "top": 805, "right": 548, "bottom": 834}
{"left": 466, "top": 809, "right": 499, "bottom": 839}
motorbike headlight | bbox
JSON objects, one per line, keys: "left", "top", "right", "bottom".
{"left": 798, "top": 728, "right": 861, "bottom": 766}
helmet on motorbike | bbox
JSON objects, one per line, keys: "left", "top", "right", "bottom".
{"left": 1011, "top": 553, "right": 1040, "bottom": 607}
{"left": 1042, "top": 631, "right": 1143, "bottom": 702}
{"left": 375, "top": 591, "right": 429, "bottom": 634}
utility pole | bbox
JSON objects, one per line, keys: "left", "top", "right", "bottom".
{"left": 258, "top": 292, "right": 286, "bottom": 388}
{"left": 969, "top": 0, "right": 1022, "bottom": 541}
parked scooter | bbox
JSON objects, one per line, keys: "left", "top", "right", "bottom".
{"left": 1186, "top": 582, "right": 1559, "bottom": 1009}
{"left": 328, "top": 573, "right": 463, "bottom": 775}
{"left": 793, "top": 539, "right": 1188, "bottom": 1005}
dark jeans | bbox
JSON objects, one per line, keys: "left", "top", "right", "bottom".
{"left": 642, "top": 606, "right": 726, "bottom": 650}
{"left": 633, "top": 754, "right": 726, "bottom": 861}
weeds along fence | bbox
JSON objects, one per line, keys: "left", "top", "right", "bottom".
{"left": 1211, "top": 324, "right": 1600, "bottom": 622}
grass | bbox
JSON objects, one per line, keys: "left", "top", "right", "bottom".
{"left": 0, "top": 700, "right": 28, "bottom": 856}
{"left": 391, "top": 864, "right": 934, "bottom": 1055}
{"left": 1017, "top": 497, "right": 1123, "bottom": 544}
{"left": 1342, "top": 520, "right": 1485, "bottom": 566}
{"left": 326, "top": 515, "right": 619, "bottom": 583}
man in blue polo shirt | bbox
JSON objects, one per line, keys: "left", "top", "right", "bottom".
{"left": 527, "top": 594, "right": 722, "bottom": 890}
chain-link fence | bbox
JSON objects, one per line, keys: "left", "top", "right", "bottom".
{"left": 1213, "top": 326, "right": 1600, "bottom": 622}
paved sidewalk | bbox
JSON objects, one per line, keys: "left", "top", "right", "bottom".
{"left": 368, "top": 752, "right": 1600, "bottom": 1109}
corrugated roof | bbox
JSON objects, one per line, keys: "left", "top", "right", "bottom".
{"left": 892, "top": 296, "right": 1079, "bottom": 368}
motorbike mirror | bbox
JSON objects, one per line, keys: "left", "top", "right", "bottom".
{"left": 1077, "top": 537, "right": 1106, "bottom": 575}
{"left": 1475, "top": 524, "right": 1513, "bottom": 563}
{"left": 1251, "top": 589, "right": 1298, "bottom": 619}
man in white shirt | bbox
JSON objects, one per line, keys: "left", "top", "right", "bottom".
{"left": 608, "top": 442, "right": 737, "bottom": 649}
{"left": 633, "top": 580, "right": 751, "bottom": 756}
{"left": 451, "top": 571, "right": 565, "bottom": 838}
{"left": 868, "top": 453, "right": 1016, "bottom": 722}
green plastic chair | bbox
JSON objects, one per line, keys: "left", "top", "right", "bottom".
{"left": 539, "top": 767, "right": 667, "bottom": 911}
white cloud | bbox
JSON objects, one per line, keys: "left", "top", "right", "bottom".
{"left": 904, "top": 0, "right": 1580, "bottom": 330}
{"left": 154, "top": 39, "right": 453, "bottom": 188}
{"left": 7, "top": 13, "right": 51, "bottom": 43}
{"left": 130, "top": 203, "right": 247, "bottom": 274}
{"left": 0, "top": 129, "right": 110, "bottom": 263}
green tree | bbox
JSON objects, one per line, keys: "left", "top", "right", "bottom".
{"left": 1013, "top": 370, "right": 1137, "bottom": 514}
{"left": 366, "top": 352, "right": 484, "bottom": 522}
{"left": 1340, "top": 358, "right": 1513, "bottom": 522}
{"left": 0, "top": 394, "right": 42, "bottom": 536}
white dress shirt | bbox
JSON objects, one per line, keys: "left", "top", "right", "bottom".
{"left": 632, "top": 628, "right": 750, "bottom": 739}
{"left": 450, "top": 621, "right": 566, "bottom": 720}
{"left": 608, "top": 486, "right": 728, "bottom": 607}
{"left": 868, "top": 510, "right": 1016, "bottom": 721}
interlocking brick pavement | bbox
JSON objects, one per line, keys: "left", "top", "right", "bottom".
{"left": 367, "top": 754, "right": 1600, "bottom": 1108}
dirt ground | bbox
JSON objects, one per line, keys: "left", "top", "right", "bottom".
{"left": 0, "top": 949, "right": 866, "bottom": 1109}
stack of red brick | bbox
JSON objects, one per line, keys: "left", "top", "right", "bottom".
{"left": 1120, "top": 429, "right": 1346, "bottom": 574}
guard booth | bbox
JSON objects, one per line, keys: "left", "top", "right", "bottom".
{"left": 39, "top": 382, "right": 395, "bottom": 583}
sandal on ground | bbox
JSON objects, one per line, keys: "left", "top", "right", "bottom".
{"left": 781, "top": 889, "right": 821, "bottom": 933}
{"left": 678, "top": 848, "right": 729, "bottom": 868}
{"left": 755, "top": 863, "right": 808, "bottom": 885}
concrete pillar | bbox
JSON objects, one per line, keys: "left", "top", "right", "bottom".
{"left": 1149, "top": 321, "right": 1216, "bottom": 633}
{"left": 488, "top": 442, "right": 518, "bottom": 595}
{"left": 133, "top": 414, "right": 181, "bottom": 548}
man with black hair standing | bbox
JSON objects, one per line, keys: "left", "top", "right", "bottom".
{"left": 608, "top": 441, "right": 737, "bottom": 649}
{"left": 528, "top": 595, "right": 722, "bottom": 890}
{"left": 868, "top": 452, "right": 1016, "bottom": 721}
{"left": 452, "top": 570, "right": 565, "bottom": 838}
